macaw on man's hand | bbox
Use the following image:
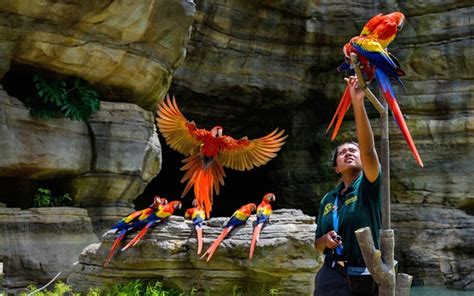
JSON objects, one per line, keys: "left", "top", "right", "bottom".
{"left": 350, "top": 36, "right": 423, "bottom": 167}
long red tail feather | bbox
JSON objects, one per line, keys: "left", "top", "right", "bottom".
{"left": 104, "top": 230, "right": 126, "bottom": 267}
{"left": 180, "top": 155, "right": 225, "bottom": 218}
{"left": 201, "top": 227, "right": 232, "bottom": 262}
{"left": 384, "top": 94, "right": 424, "bottom": 167}
{"left": 121, "top": 222, "right": 153, "bottom": 252}
{"left": 196, "top": 226, "right": 203, "bottom": 255}
{"left": 326, "top": 86, "right": 352, "bottom": 141}
{"left": 249, "top": 223, "right": 263, "bottom": 260}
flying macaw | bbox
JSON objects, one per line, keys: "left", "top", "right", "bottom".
{"left": 120, "top": 200, "right": 182, "bottom": 251}
{"left": 360, "top": 12, "right": 405, "bottom": 49}
{"left": 185, "top": 199, "right": 206, "bottom": 255}
{"left": 201, "top": 203, "right": 256, "bottom": 262}
{"left": 103, "top": 196, "right": 165, "bottom": 267}
{"left": 156, "top": 95, "right": 287, "bottom": 218}
{"left": 327, "top": 11, "right": 406, "bottom": 141}
{"left": 249, "top": 193, "right": 275, "bottom": 260}
{"left": 349, "top": 36, "right": 423, "bottom": 167}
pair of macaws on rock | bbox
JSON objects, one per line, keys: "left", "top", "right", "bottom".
{"left": 103, "top": 197, "right": 182, "bottom": 267}
{"left": 200, "top": 193, "right": 275, "bottom": 262}
{"left": 327, "top": 12, "right": 424, "bottom": 167}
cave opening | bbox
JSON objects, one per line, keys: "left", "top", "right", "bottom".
{"left": 134, "top": 86, "right": 291, "bottom": 218}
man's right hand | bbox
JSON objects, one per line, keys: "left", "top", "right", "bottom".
{"left": 324, "top": 230, "right": 342, "bottom": 249}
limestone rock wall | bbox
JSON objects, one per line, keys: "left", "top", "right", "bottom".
{"left": 0, "top": 89, "right": 161, "bottom": 208}
{"left": 0, "top": 0, "right": 196, "bottom": 110}
{"left": 68, "top": 209, "right": 319, "bottom": 295}
{"left": 0, "top": 207, "right": 99, "bottom": 292}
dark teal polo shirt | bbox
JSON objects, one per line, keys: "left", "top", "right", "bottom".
{"left": 315, "top": 169, "right": 381, "bottom": 265}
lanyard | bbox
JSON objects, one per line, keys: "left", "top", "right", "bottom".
{"left": 332, "top": 194, "right": 343, "bottom": 255}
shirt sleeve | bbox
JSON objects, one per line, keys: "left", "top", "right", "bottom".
{"left": 315, "top": 193, "right": 328, "bottom": 239}
{"left": 361, "top": 164, "right": 382, "bottom": 202}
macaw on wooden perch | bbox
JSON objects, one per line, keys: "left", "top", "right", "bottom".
{"left": 185, "top": 199, "right": 206, "bottom": 255}
{"left": 120, "top": 200, "right": 182, "bottom": 252}
{"left": 249, "top": 193, "right": 275, "bottom": 260}
{"left": 103, "top": 196, "right": 166, "bottom": 267}
{"left": 201, "top": 203, "right": 256, "bottom": 262}
{"left": 156, "top": 95, "right": 287, "bottom": 218}
{"left": 326, "top": 12, "right": 423, "bottom": 167}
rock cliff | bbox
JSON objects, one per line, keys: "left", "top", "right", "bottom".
{"left": 68, "top": 209, "right": 319, "bottom": 295}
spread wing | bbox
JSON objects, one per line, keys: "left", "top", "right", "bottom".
{"left": 156, "top": 95, "right": 207, "bottom": 156}
{"left": 217, "top": 128, "right": 287, "bottom": 171}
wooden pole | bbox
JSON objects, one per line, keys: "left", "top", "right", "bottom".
{"left": 350, "top": 53, "right": 412, "bottom": 295}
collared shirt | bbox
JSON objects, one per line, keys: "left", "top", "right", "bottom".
{"left": 315, "top": 169, "right": 381, "bottom": 264}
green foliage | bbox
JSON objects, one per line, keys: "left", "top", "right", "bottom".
{"left": 25, "top": 75, "right": 100, "bottom": 121}
{"left": 19, "top": 280, "right": 280, "bottom": 295}
{"left": 21, "top": 281, "right": 80, "bottom": 296}
{"left": 33, "top": 188, "right": 53, "bottom": 207}
{"left": 109, "top": 280, "right": 185, "bottom": 296}
{"left": 33, "top": 188, "right": 73, "bottom": 208}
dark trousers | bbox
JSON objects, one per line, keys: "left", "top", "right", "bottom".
{"left": 314, "top": 264, "right": 351, "bottom": 296}
{"left": 314, "top": 261, "right": 377, "bottom": 296}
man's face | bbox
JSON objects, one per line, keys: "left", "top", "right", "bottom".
{"left": 335, "top": 143, "right": 361, "bottom": 174}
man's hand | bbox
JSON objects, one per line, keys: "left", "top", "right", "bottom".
{"left": 345, "top": 76, "right": 365, "bottom": 104}
{"left": 324, "top": 230, "right": 342, "bottom": 249}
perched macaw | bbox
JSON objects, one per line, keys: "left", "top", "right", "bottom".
{"left": 327, "top": 11, "right": 406, "bottom": 142}
{"left": 103, "top": 196, "right": 165, "bottom": 267}
{"left": 350, "top": 36, "right": 423, "bottom": 167}
{"left": 120, "top": 200, "right": 182, "bottom": 251}
{"left": 156, "top": 95, "right": 287, "bottom": 218}
{"left": 201, "top": 203, "right": 256, "bottom": 262}
{"left": 327, "top": 41, "right": 406, "bottom": 141}
{"left": 249, "top": 193, "right": 275, "bottom": 260}
{"left": 185, "top": 199, "right": 206, "bottom": 255}
{"left": 360, "top": 12, "right": 405, "bottom": 49}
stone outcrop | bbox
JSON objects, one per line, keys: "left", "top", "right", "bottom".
{"left": 392, "top": 204, "right": 474, "bottom": 290}
{"left": 0, "top": 0, "right": 196, "bottom": 110}
{"left": 0, "top": 207, "right": 99, "bottom": 292}
{"left": 0, "top": 89, "right": 161, "bottom": 208}
{"left": 68, "top": 209, "right": 320, "bottom": 295}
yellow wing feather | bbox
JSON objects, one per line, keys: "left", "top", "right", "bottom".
{"left": 156, "top": 95, "right": 204, "bottom": 156}
{"left": 217, "top": 128, "right": 287, "bottom": 171}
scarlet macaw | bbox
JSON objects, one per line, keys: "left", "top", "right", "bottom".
{"left": 350, "top": 36, "right": 423, "bottom": 167}
{"left": 156, "top": 95, "right": 287, "bottom": 218}
{"left": 120, "top": 200, "right": 182, "bottom": 251}
{"left": 103, "top": 196, "right": 165, "bottom": 267}
{"left": 249, "top": 193, "right": 275, "bottom": 260}
{"left": 327, "top": 12, "right": 406, "bottom": 141}
{"left": 201, "top": 203, "right": 256, "bottom": 262}
{"left": 360, "top": 12, "right": 405, "bottom": 49}
{"left": 185, "top": 199, "right": 206, "bottom": 255}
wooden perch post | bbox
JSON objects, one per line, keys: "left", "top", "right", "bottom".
{"left": 350, "top": 53, "right": 413, "bottom": 296}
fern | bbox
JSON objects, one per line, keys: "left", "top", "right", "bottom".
{"left": 26, "top": 75, "right": 100, "bottom": 121}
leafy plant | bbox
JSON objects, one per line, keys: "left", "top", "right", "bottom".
{"left": 33, "top": 188, "right": 73, "bottom": 207}
{"left": 33, "top": 188, "right": 53, "bottom": 207}
{"left": 25, "top": 75, "right": 100, "bottom": 121}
